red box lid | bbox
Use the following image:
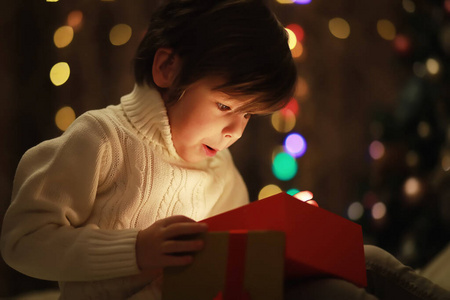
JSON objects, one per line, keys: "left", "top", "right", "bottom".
{"left": 201, "top": 192, "right": 367, "bottom": 287}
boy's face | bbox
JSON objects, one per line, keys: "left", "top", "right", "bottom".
{"left": 167, "top": 77, "right": 251, "bottom": 163}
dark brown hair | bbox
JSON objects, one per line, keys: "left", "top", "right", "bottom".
{"left": 134, "top": 0, "right": 297, "bottom": 114}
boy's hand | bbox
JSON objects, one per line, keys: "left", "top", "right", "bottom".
{"left": 136, "top": 215, "right": 208, "bottom": 270}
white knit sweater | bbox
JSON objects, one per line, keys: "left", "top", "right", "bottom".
{"left": 0, "top": 84, "right": 249, "bottom": 299}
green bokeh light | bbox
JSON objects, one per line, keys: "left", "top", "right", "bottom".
{"left": 272, "top": 152, "right": 298, "bottom": 181}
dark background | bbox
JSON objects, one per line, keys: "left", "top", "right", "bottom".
{"left": 1, "top": 0, "right": 449, "bottom": 297}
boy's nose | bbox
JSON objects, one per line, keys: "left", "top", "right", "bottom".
{"left": 223, "top": 115, "right": 248, "bottom": 140}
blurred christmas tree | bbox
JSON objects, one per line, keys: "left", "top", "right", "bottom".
{"left": 363, "top": 0, "right": 450, "bottom": 268}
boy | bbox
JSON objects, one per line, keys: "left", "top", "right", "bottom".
{"left": 1, "top": 0, "right": 296, "bottom": 299}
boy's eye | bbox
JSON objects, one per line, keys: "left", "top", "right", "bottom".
{"left": 217, "top": 103, "right": 231, "bottom": 111}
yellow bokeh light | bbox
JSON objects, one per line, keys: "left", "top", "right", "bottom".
{"left": 405, "top": 150, "right": 419, "bottom": 167}
{"left": 50, "top": 62, "right": 70, "bottom": 86}
{"left": 291, "top": 42, "right": 303, "bottom": 58}
{"left": 377, "top": 19, "right": 396, "bottom": 41}
{"left": 276, "top": 0, "right": 295, "bottom": 3}
{"left": 285, "top": 28, "right": 297, "bottom": 50}
{"left": 426, "top": 58, "right": 440, "bottom": 75}
{"left": 329, "top": 18, "right": 350, "bottom": 39}
{"left": 109, "top": 24, "right": 132, "bottom": 46}
{"left": 55, "top": 106, "right": 76, "bottom": 131}
{"left": 258, "top": 184, "right": 282, "bottom": 200}
{"left": 46, "top": 0, "right": 59, "bottom": 2}
{"left": 295, "top": 77, "right": 309, "bottom": 98}
{"left": 54, "top": 26, "right": 74, "bottom": 48}
{"left": 271, "top": 110, "right": 296, "bottom": 133}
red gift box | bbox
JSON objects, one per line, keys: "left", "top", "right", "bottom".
{"left": 201, "top": 192, "right": 367, "bottom": 288}
{"left": 162, "top": 231, "right": 285, "bottom": 300}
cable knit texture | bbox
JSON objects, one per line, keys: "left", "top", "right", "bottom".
{"left": 0, "top": 84, "right": 249, "bottom": 300}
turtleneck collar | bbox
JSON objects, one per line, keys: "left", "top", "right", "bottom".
{"left": 120, "top": 84, "right": 181, "bottom": 160}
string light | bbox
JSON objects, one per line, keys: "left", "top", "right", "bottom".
{"left": 284, "top": 132, "right": 307, "bottom": 158}
{"left": 347, "top": 202, "right": 364, "bottom": 221}
{"left": 417, "top": 121, "right": 431, "bottom": 138}
{"left": 50, "top": 62, "right": 70, "bottom": 86}
{"left": 405, "top": 150, "right": 419, "bottom": 167}
{"left": 55, "top": 106, "right": 76, "bottom": 131}
{"left": 67, "top": 10, "right": 83, "bottom": 30}
{"left": 285, "top": 28, "right": 297, "bottom": 50}
{"left": 402, "top": 0, "right": 416, "bottom": 13}
{"left": 281, "top": 98, "right": 299, "bottom": 117}
{"left": 110, "top": 24, "right": 132, "bottom": 46}
{"left": 272, "top": 152, "right": 298, "bottom": 181}
{"left": 371, "top": 202, "right": 387, "bottom": 220}
{"left": 377, "top": 19, "right": 396, "bottom": 41}
{"left": 369, "top": 140, "right": 385, "bottom": 160}
{"left": 258, "top": 184, "right": 282, "bottom": 200}
{"left": 425, "top": 58, "right": 440, "bottom": 75}
{"left": 329, "top": 18, "right": 350, "bottom": 39}
{"left": 54, "top": 26, "right": 74, "bottom": 48}
{"left": 271, "top": 110, "right": 296, "bottom": 133}
{"left": 286, "top": 188, "right": 300, "bottom": 196}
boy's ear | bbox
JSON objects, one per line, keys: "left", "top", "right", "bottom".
{"left": 152, "top": 48, "right": 181, "bottom": 88}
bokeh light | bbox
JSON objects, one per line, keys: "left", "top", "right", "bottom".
{"left": 371, "top": 202, "right": 387, "bottom": 220}
{"left": 109, "top": 24, "right": 132, "bottom": 46}
{"left": 329, "top": 18, "right": 350, "bottom": 39}
{"left": 402, "top": 0, "right": 416, "bottom": 13}
{"left": 393, "top": 34, "right": 411, "bottom": 54}
{"left": 403, "top": 177, "right": 421, "bottom": 198}
{"left": 55, "top": 106, "right": 76, "bottom": 131}
{"left": 426, "top": 58, "right": 440, "bottom": 75}
{"left": 417, "top": 121, "right": 431, "bottom": 138}
{"left": 258, "top": 184, "right": 282, "bottom": 200}
{"left": 50, "top": 62, "right": 70, "bottom": 86}
{"left": 369, "top": 140, "right": 385, "bottom": 160}
{"left": 272, "top": 152, "right": 298, "bottom": 181}
{"left": 54, "top": 26, "right": 74, "bottom": 48}
{"left": 293, "top": 190, "right": 313, "bottom": 201}
{"left": 271, "top": 110, "right": 296, "bottom": 133}
{"left": 276, "top": 0, "right": 295, "bottom": 3}
{"left": 441, "top": 153, "right": 450, "bottom": 171}
{"left": 286, "top": 24, "right": 304, "bottom": 42}
{"left": 281, "top": 98, "right": 299, "bottom": 117}
{"left": 405, "top": 150, "right": 419, "bottom": 167}
{"left": 295, "top": 77, "right": 309, "bottom": 98}
{"left": 377, "top": 19, "right": 396, "bottom": 41}
{"left": 286, "top": 188, "right": 300, "bottom": 196}
{"left": 285, "top": 28, "right": 297, "bottom": 50}
{"left": 291, "top": 42, "right": 304, "bottom": 58}
{"left": 284, "top": 132, "right": 307, "bottom": 158}
{"left": 67, "top": 10, "right": 83, "bottom": 30}
{"left": 347, "top": 202, "right": 364, "bottom": 221}
{"left": 293, "top": 0, "right": 312, "bottom": 3}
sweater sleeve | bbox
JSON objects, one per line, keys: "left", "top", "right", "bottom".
{"left": 0, "top": 112, "right": 140, "bottom": 282}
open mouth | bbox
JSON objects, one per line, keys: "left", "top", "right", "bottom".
{"left": 203, "top": 144, "right": 218, "bottom": 157}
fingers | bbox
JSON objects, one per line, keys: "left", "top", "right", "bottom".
{"left": 162, "top": 220, "right": 208, "bottom": 239}
{"left": 162, "top": 239, "right": 204, "bottom": 254}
